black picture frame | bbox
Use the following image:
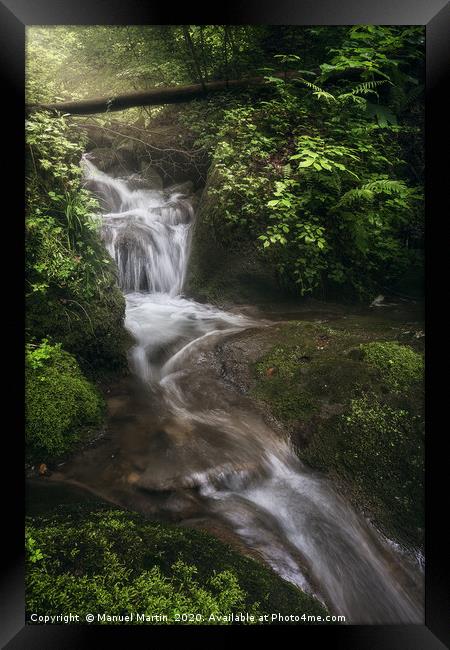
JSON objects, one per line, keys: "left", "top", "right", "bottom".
{"left": 1, "top": 1, "right": 448, "bottom": 647}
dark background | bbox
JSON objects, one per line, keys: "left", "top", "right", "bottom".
{"left": 0, "top": 0, "right": 448, "bottom": 647}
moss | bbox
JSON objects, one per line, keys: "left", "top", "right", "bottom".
{"left": 302, "top": 396, "right": 424, "bottom": 547}
{"left": 26, "top": 342, "right": 104, "bottom": 462}
{"left": 26, "top": 504, "right": 328, "bottom": 624}
{"left": 250, "top": 321, "right": 381, "bottom": 425}
{"left": 26, "top": 279, "right": 131, "bottom": 377}
{"left": 248, "top": 319, "right": 424, "bottom": 549}
{"left": 360, "top": 341, "right": 424, "bottom": 392}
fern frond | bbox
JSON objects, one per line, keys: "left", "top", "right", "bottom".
{"left": 338, "top": 179, "right": 410, "bottom": 207}
{"left": 338, "top": 80, "right": 389, "bottom": 103}
{"left": 398, "top": 84, "right": 424, "bottom": 112}
{"left": 337, "top": 94, "right": 367, "bottom": 106}
{"left": 361, "top": 179, "right": 409, "bottom": 195}
{"left": 298, "top": 79, "right": 337, "bottom": 102}
{"left": 351, "top": 80, "right": 389, "bottom": 95}
{"left": 338, "top": 188, "right": 374, "bottom": 206}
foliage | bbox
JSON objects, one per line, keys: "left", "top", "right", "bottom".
{"left": 25, "top": 533, "right": 45, "bottom": 564}
{"left": 26, "top": 340, "right": 103, "bottom": 461}
{"left": 27, "top": 112, "right": 111, "bottom": 300}
{"left": 27, "top": 26, "right": 424, "bottom": 299}
{"left": 360, "top": 341, "right": 424, "bottom": 392}
{"left": 26, "top": 26, "right": 271, "bottom": 108}
{"left": 181, "top": 27, "right": 424, "bottom": 298}
{"left": 26, "top": 506, "right": 327, "bottom": 623}
{"left": 26, "top": 111, "right": 128, "bottom": 371}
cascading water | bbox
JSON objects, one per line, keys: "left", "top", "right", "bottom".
{"left": 80, "top": 155, "right": 424, "bottom": 624}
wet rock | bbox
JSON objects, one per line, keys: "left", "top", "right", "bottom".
{"left": 140, "top": 162, "right": 164, "bottom": 190}
{"left": 116, "top": 140, "right": 138, "bottom": 169}
{"left": 370, "top": 294, "right": 385, "bottom": 307}
{"left": 164, "top": 180, "right": 194, "bottom": 197}
{"left": 127, "top": 472, "right": 140, "bottom": 485}
{"left": 370, "top": 294, "right": 398, "bottom": 308}
{"left": 88, "top": 147, "right": 120, "bottom": 173}
{"left": 82, "top": 124, "right": 116, "bottom": 150}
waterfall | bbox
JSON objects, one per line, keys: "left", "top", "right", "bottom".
{"left": 82, "top": 156, "right": 193, "bottom": 295}
{"left": 80, "top": 155, "right": 424, "bottom": 624}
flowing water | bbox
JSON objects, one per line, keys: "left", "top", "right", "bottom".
{"left": 76, "top": 156, "right": 424, "bottom": 624}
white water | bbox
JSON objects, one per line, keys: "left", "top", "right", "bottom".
{"left": 82, "top": 155, "right": 424, "bottom": 624}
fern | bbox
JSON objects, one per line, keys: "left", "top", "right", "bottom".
{"left": 338, "top": 188, "right": 374, "bottom": 206}
{"left": 297, "top": 79, "right": 336, "bottom": 102}
{"left": 337, "top": 94, "right": 367, "bottom": 106}
{"left": 338, "top": 179, "right": 410, "bottom": 206}
{"left": 362, "top": 179, "right": 409, "bottom": 195}
{"left": 397, "top": 84, "right": 424, "bottom": 112}
{"left": 351, "top": 80, "right": 389, "bottom": 95}
{"left": 338, "top": 80, "right": 389, "bottom": 103}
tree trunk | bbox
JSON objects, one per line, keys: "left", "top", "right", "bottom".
{"left": 27, "top": 72, "right": 296, "bottom": 116}
{"left": 182, "top": 26, "right": 206, "bottom": 91}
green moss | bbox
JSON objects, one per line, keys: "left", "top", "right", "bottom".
{"left": 253, "top": 376, "right": 317, "bottom": 422}
{"left": 26, "top": 279, "right": 130, "bottom": 377}
{"left": 360, "top": 341, "right": 424, "bottom": 392}
{"left": 248, "top": 320, "right": 424, "bottom": 548}
{"left": 250, "top": 321, "right": 380, "bottom": 424}
{"left": 26, "top": 505, "right": 328, "bottom": 624}
{"left": 26, "top": 341, "right": 104, "bottom": 462}
{"left": 303, "top": 395, "right": 424, "bottom": 547}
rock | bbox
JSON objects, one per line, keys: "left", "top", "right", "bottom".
{"left": 370, "top": 294, "right": 385, "bottom": 307}
{"left": 348, "top": 348, "right": 364, "bottom": 361}
{"left": 370, "top": 294, "right": 399, "bottom": 307}
{"left": 126, "top": 173, "right": 153, "bottom": 190}
{"left": 82, "top": 125, "right": 116, "bottom": 150}
{"left": 190, "top": 187, "right": 203, "bottom": 211}
{"left": 127, "top": 472, "right": 140, "bottom": 485}
{"left": 88, "top": 147, "right": 121, "bottom": 173}
{"left": 116, "top": 140, "right": 139, "bottom": 169}
{"left": 140, "top": 162, "right": 164, "bottom": 190}
{"left": 164, "top": 180, "right": 194, "bottom": 197}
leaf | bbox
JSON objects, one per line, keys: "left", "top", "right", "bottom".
{"left": 299, "top": 159, "right": 315, "bottom": 167}
{"left": 366, "top": 102, "right": 398, "bottom": 127}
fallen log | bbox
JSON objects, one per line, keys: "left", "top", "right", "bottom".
{"left": 26, "top": 72, "right": 295, "bottom": 116}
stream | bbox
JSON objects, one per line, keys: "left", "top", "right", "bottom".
{"left": 48, "top": 156, "right": 424, "bottom": 624}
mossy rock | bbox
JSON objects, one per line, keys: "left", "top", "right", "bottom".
{"left": 26, "top": 504, "right": 328, "bottom": 624}
{"left": 26, "top": 342, "right": 104, "bottom": 462}
{"left": 302, "top": 396, "right": 424, "bottom": 548}
{"left": 26, "top": 278, "right": 131, "bottom": 377}
{"left": 186, "top": 166, "right": 281, "bottom": 305}
{"left": 224, "top": 316, "right": 424, "bottom": 550}
{"left": 359, "top": 340, "right": 424, "bottom": 392}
